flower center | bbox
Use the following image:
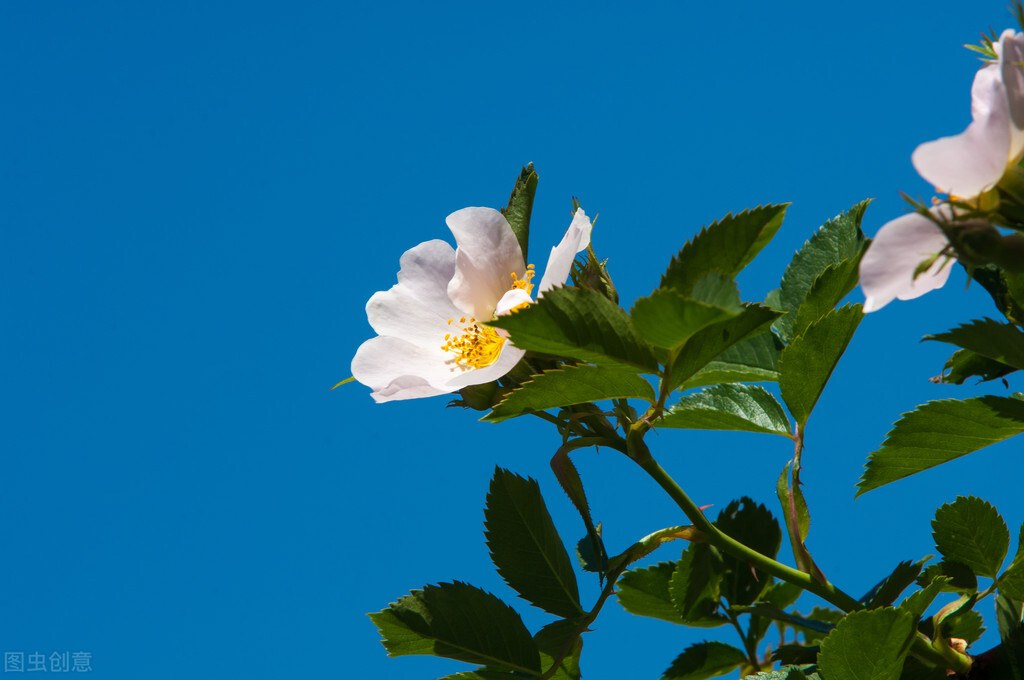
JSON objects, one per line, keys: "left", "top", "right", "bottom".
{"left": 510, "top": 264, "right": 536, "bottom": 296}
{"left": 442, "top": 317, "right": 506, "bottom": 370}
{"left": 440, "top": 265, "right": 536, "bottom": 370}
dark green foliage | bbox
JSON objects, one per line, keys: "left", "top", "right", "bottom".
{"left": 668, "top": 305, "right": 782, "bottom": 390}
{"left": 670, "top": 545, "right": 729, "bottom": 627}
{"left": 484, "top": 365, "right": 656, "bottom": 422}
{"left": 860, "top": 558, "right": 928, "bottom": 609}
{"left": 660, "top": 205, "right": 788, "bottom": 296}
{"left": 660, "top": 384, "right": 792, "bottom": 436}
{"left": 938, "top": 348, "right": 1017, "bottom": 385}
{"left": 370, "top": 581, "right": 540, "bottom": 673}
{"left": 617, "top": 562, "right": 687, "bottom": 624}
{"left": 501, "top": 163, "right": 538, "bottom": 260}
{"left": 858, "top": 396, "right": 1024, "bottom": 495}
{"left": 818, "top": 608, "right": 916, "bottom": 680}
{"left": 661, "top": 641, "right": 748, "bottom": 680}
{"left": 778, "top": 304, "right": 863, "bottom": 428}
{"left": 932, "top": 496, "right": 1009, "bottom": 580}
{"left": 680, "top": 332, "right": 783, "bottom": 388}
{"left": 714, "top": 498, "right": 782, "bottom": 606}
{"left": 490, "top": 286, "right": 659, "bottom": 372}
{"left": 768, "top": 200, "right": 869, "bottom": 342}
{"left": 484, "top": 468, "right": 583, "bottom": 618}
{"left": 925, "top": 318, "right": 1024, "bottom": 371}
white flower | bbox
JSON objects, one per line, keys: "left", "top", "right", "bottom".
{"left": 912, "top": 29, "right": 1024, "bottom": 200}
{"left": 860, "top": 208, "right": 954, "bottom": 313}
{"left": 861, "top": 29, "right": 1024, "bottom": 312}
{"left": 351, "top": 207, "right": 592, "bottom": 402}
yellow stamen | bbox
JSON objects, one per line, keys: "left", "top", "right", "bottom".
{"left": 509, "top": 265, "right": 536, "bottom": 296}
{"left": 441, "top": 317, "right": 506, "bottom": 370}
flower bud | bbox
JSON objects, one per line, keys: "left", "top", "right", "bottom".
{"left": 952, "top": 221, "right": 1002, "bottom": 264}
{"left": 996, "top": 233, "right": 1024, "bottom": 272}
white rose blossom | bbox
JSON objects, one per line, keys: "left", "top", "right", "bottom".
{"left": 861, "top": 29, "right": 1024, "bottom": 312}
{"left": 351, "top": 207, "right": 592, "bottom": 402}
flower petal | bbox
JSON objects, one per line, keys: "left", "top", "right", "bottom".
{"left": 351, "top": 335, "right": 462, "bottom": 401}
{"left": 860, "top": 211, "right": 954, "bottom": 313}
{"left": 444, "top": 342, "right": 526, "bottom": 389}
{"left": 365, "top": 240, "right": 462, "bottom": 347}
{"left": 494, "top": 288, "right": 533, "bottom": 316}
{"left": 446, "top": 207, "right": 526, "bottom": 320}
{"left": 538, "top": 208, "right": 593, "bottom": 294}
{"left": 999, "top": 30, "right": 1024, "bottom": 161}
{"left": 912, "top": 61, "right": 1012, "bottom": 198}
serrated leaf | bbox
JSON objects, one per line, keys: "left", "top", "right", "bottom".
{"left": 369, "top": 581, "right": 540, "bottom": 672}
{"left": 662, "top": 641, "right": 748, "bottom": 680}
{"left": 668, "top": 304, "right": 782, "bottom": 391}
{"left": 748, "top": 581, "right": 805, "bottom": 644}
{"left": 898, "top": 577, "right": 950, "bottom": 619}
{"left": 925, "top": 318, "right": 1024, "bottom": 371}
{"left": 945, "top": 608, "right": 986, "bottom": 645}
{"left": 770, "top": 200, "right": 869, "bottom": 342}
{"left": 681, "top": 332, "right": 783, "bottom": 388}
{"left": 715, "top": 498, "right": 782, "bottom": 606}
{"left": 861, "top": 558, "right": 928, "bottom": 609}
{"left": 660, "top": 384, "right": 792, "bottom": 436}
{"left": 973, "top": 265, "right": 1024, "bottom": 326}
{"left": 938, "top": 348, "right": 1017, "bottom": 385}
{"left": 534, "top": 619, "right": 582, "bottom": 680}
{"left": 746, "top": 666, "right": 818, "bottom": 680}
{"left": 669, "top": 545, "right": 728, "bottom": 627}
{"left": 778, "top": 304, "right": 863, "bottom": 428}
{"left": 917, "top": 561, "right": 977, "bottom": 593}
{"left": 932, "top": 496, "right": 1009, "bottom": 580}
{"left": 484, "top": 468, "right": 582, "bottom": 618}
{"left": 617, "top": 561, "right": 685, "bottom": 623}
{"left": 857, "top": 395, "right": 1024, "bottom": 495}
{"left": 790, "top": 255, "right": 864, "bottom": 339}
{"left": 661, "top": 205, "right": 788, "bottom": 296}
{"left": 898, "top": 657, "right": 949, "bottom": 680}
{"left": 818, "top": 608, "right": 915, "bottom": 680}
{"left": 633, "top": 282, "right": 742, "bottom": 349}
{"left": 995, "top": 591, "right": 1024, "bottom": 641}
{"left": 484, "top": 366, "right": 655, "bottom": 422}
{"left": 501, "top": 163, "right": 538, "bottom": 260}
{"left": 490, "top": 286, "right": 658, "bottom": 372}
{"left": 1001, "top": 562, "right": 1024, "bottom": 601}
{"left": 576, "top": 529, "right": 607, "bottom": 573}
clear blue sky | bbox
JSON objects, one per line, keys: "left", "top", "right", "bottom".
{"left": 2, "top": 2, "right": 1021, "bottom": 678}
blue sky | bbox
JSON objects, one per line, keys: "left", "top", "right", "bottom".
{"left": 3, "top": 1, "right": 1021, "bottom": 678}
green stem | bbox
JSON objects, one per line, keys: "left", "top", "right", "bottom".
{"left": 636, "top": 451, "right": 861, "bottom": 610}
{"left": 722, "top": 599, "right": 760, "bottom": 672}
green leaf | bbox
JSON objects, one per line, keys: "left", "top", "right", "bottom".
{"left": 973, "top": 265, "right": 1024, "bottom": 326}
{"left": 501, "top": 163, "right": 538, "bottom": 261}
{"left": 989, "top": 627, "right": 1024, "bottom": 680}
{"left": 534, "top": 619, "right": 582, "bottom": 680}
{"left": 616, "top": 561, "right": 685, "bottom": 624}
{"left": 937, "top": 348, "right": 1017, "bottom": 385}
{"left": 681, "top": 332, "right": 783, "bottom": 388}
{"left": 484, "top": 366, "right": 655, "bottom": 422}
{"left": 669, "top": 545, "right": 729, "bottom": 627}
{"left": 777, "top": 463, "right": 812, "bottom": 572}
{"left": 748, "top": 581, "right": 805, "bottom": 644}
{"left": 818, "top": 608, "right": 916, "bottom": 680}
{"left": 1000, "top": 561, "right": 1024, "bottom": 601}
{"left": 790, "top": 255, "right": 865, "bottom": 340}
{"left": 917, "top": 561, "right": 977, "bottom": 593}
{"left": 369, "top": 581, "right": 540, "bottom": 673}
{"left": 633, "top": 280, "right": 742, "bottom": 350}
{"left": 715, "top": 498, "right": 782, "bottom": 606}
{"left": 490, "top": 286, "right": 658, "bottom": 372}
{"left": 737, "top": 603, "right": 837, "bottom": 637}
{"left": 995, "top": 591, "right": 1024, "bottom": 641}
{"left": 770, "top": 200, "right": 869, "bottom": 342}
{"left": 668, "top": 304, "right": 782, "bottom": 391}
{"left": 932, "top": 496, "right": 1009, "bottom": 580}
{"left": 662, "top": 641, "right": 748, "bottom": 680}
{"left": 925, "top": 318, "right": 1024, "bottom": 371}
{"left": 484, "top": 468, "right": 583, "bottom": 618}
{"left": 898, "top": 576, "right": 950, "bottom": 619}
{"left": 660, "top": 384, "right": 792, "bottom": 436}
{"left": 746, "top": 666, "right": 819, "bottom": 680}
{"left": 661, "top": 204, "right": 788, "bottom": 296}
{"left": 945, "top": 608, "right": 986, "bottom": 645}
{"left": 778, "top": 305, "right": 863, "bottom": 428}
{"left": 857, "top": 395, "right": 1024, "bottom": 495}
{"left": 860, "top": 558, "right": 929, "bottom": 609}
